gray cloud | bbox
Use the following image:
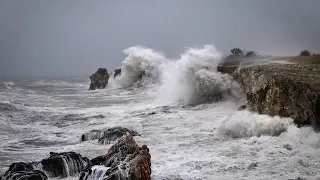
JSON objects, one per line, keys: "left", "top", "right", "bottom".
{"left": 0, "top": 0, "right": 319, "bottom": 77}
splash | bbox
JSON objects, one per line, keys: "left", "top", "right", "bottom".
{"left": 85, "top": 165, "right": 110, "bottom": 180}
{"left": 115, "top": 46, "right": 168, "bottom": 88}
{"left": 157, "top": 45, "right": 241, "bottom": 104}
{"left": 218, "top": 110, "right": 295, "bottom": 138}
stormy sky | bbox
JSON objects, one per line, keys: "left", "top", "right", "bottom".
{"left": 0, "top": 0, "right": 319, "bottom": 78}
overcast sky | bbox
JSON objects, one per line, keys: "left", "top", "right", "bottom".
{"left": 0, "top": 0, "right": 319, "bottom": 78}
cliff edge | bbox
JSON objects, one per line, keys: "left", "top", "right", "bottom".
{"left": 218, "top": 56, "right": 320, "bottom": 128}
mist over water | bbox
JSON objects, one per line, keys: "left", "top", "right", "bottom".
{"left": 1, "top": 45, "right": 320, "bottom": 180}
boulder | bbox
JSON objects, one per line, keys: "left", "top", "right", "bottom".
{"left": 114, "top": 69, "right": 121, "bottom": 78}
{"left": 79, "top": 134, "right": 151, "bottom": 180}
{"left": 1, "top": 162, "right": 47, "bottom": 180}
{"left": 1, "top": 152, "right": 89, "bottom": 179}
{"left": 81, "top": 127, "right": 140, "bottom": 145}
{"left": 218, "top": 62, "right": 320, "bottom": 127}
{"left": 89, "top": 68, "right": 109, "bottom": 90}
{"left": 40, "top": 152, "right": 89, "bottom": 178}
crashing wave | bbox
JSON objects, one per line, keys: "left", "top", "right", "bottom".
{"left": 157, "top": 45, "right": 242, "bottom": 104}
{"left": 115, "top": 46, "right": 168, "bottom": 88}
{"left": 113, "top": 44, "right": 242, "bottom": 104}
{"left": 218, "top": 110, "right": 294, "bottom": 138}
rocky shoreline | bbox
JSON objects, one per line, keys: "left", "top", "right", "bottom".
{"left": 0, "top": 128, "right": 151, "bottom": 180}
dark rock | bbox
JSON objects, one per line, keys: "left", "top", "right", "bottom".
{"left": 288, "top": 177, "right": 307, "bottom": 180}
{"left": 1, "top": 152, "right": 89, "bottom": 179}
{"left": 218, "top": 63, "right": 320, "bottom": 127}
{"left": 80, "top": 134, "right": 151, "bottom": 180}
{"left": 1, "top": 170, "right": 48, "bottom": 180}
{"left": 89, "top": 68, "right": 109, "bottom": 90}
{"left": 81, "top": 127, "right": 140, "bottom": 145}
{"left": 114, "top": 69, "right": 121, "bottom": 78}
{"left": 40, "top": 152, "right": 89, "bottom": 178}
{"left": 1, "top": 162, "right": 47, "bottom": 180}
{"left": 283, "top": 144, "right": 293, "bottom": 151}
{"left": 247, "top": 162, "right": 258, "bottom": 170}
{"left": 238, "top": 104, "right": 247, "bottom": 111}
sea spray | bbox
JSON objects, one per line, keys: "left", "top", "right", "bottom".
{"left": 115, "top": 46, "right": 168, "bottom": 88}
{"left": 85, "top": 165, "right": 110, "bottom": 180}
{"left": 157, "top": 45, "right": 242, "bottom": 104}
{"left": 218, "top": 110, "right": 294, "bottom": 138}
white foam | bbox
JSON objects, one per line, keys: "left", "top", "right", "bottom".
{"left": 218, "top": 110, "right": 295, "bottom": 138}
{"left": 2, "top": 81, "right": 15, "bottom": 90}
{"left": 157, "top": 45, "right": 241, "bottom": 104}
{"left": 85, "top": 165, "right": 110, "bottom": 180}
{"left": 2, "top": 45, "right": 320, "bottom": 180}
{"left": 115, "top": 46, "right": 168, "bottom": 88}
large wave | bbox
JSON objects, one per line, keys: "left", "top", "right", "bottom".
{"left": 115, "top": 45, "right": 242, "bottom": 104}
{"left": 114, "top": 46, "right": 168, "bottom": 88}
{"left": 157, "top": 45, "right": 242, "bottom": 104}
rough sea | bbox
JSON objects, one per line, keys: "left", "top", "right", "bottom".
{"left": 1, "top": 45, "right": 319, "bottom": 180}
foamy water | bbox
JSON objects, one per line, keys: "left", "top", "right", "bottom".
{"left": 1, "top": 45, "right": 320, "bottom": 180}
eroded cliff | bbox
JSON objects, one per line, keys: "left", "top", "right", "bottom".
{"left": 218, "top": 58, "right": 320, "bottom": 128}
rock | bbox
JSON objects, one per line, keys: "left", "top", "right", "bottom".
{"left": 1, "top": 162, "right": 48, "bottom": 180}
{"left": 1, "top": 170, "right": 48, "bottom": 180}
{"left": 247, "top": 162, "right": 258, "bottom": 170}
{"left": 81, "top": 127, "right": 140, "bottom": 145}
{"left": 1, "top": 152, "right": 89, "bottom": 179}
{"left": 89, "top": 68, "right": 109, "bottom": 90}
{"left": 40, "top": 152, "right": 89, "bottom": 178}
{"left": 114, "top": 69, "right": 121, "bottom": 78}
{"left": 218, "top": 62, "right": 320, "bottom": 128}
{"left": 79, "top": 134, "right": 151, "bottom": 180}
{"left": 283, "top": 144, "right": 293, "bottom": 151}
{"left": 238, "top": 104, "right": 247, "bottom": 111}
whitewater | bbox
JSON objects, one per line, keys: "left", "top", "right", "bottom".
{"left": 0, "top": 45, "right": 319, "bottom": 180}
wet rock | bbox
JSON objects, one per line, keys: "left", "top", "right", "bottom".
{"left": 40, "top": 152, "right": 89, "bottom": 178}
{"left": 238, "top": 104, "right": 247, "bottom": 111}
{"left": 288, "top": 177, "right": 307, "bottom": 180}
{"left": 283, "top": 144, "right": 293, "bottom": 151}
{"left": 114, "top": 69, "right": 121, "bottom": 78}
{"left": 89, "top": 68, "right": 109, "bottom": 90}
{"left": 218, "top": 63, "right": 320, "bottom": 127}
{"left": 1, "top": 162, "right": 48, "bottom": 180}
{"left": 80, "top": 134, "right": 151, "bottom": 180}
{"left": 247, "top": 162, "right": 258, "bottom": 170}
{"left": 1, "top": 170, "right": 48, "bottom": 180}
{"left": 1, "top": 152, "right": 89, "bottom": 179}
{"left": 81, "top": 127, "right": 140, "bottom": 145}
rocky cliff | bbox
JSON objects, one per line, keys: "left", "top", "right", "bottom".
{"left": 218, "top": 58, "right": 320, "bottom": 128}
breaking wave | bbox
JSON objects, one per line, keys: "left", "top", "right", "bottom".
{"left": 1, "top": 82, "right": 15, "bottom": 90}
{"left": 158, "top": 45, "right": 242, "bottom": 104}
{"left": 115, "top": 45, "right": 242, "bottom": 104}
{"left": 115, "top": 46, "right": 168, "bottom": 88}
{"left": 218, "top": 110, "right": 294, "bottom": 138}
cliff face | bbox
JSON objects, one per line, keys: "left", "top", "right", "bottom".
{"left": 218, "top": 61, "right": 320, "bottom": 128}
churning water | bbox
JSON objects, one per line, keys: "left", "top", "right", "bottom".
{"left": 1, "top": 45, "right": 319, "bottom": 180}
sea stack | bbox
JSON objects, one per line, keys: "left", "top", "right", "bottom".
{"left": 89, "top": 68, "right": 109, "bottom": 90}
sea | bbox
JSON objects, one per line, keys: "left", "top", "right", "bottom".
{"left": 0, "top": 45, "right": 319, "bottom": 180}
